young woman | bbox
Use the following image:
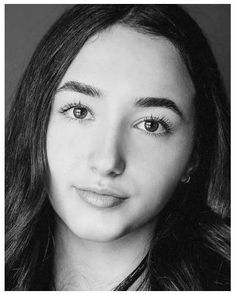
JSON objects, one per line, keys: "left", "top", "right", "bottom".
{"left": 5, "top": 4, "right": 230, "bottom": 291}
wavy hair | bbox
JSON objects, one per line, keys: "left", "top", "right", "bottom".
{"left": 5, "top": 4, "right": 230, "bottom": 290}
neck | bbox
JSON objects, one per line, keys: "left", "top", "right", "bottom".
{"left": 53, "top": 217, "right": 155, "bottom": 290}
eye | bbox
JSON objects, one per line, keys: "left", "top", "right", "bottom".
{"left": 134, "top": 116, "right": 172, "bottom": 136}
{"left": 73, "top": 106, "right": 89, "bottom": 119}
{"left": 143, "top": 120, "right": 160, "bottom": 132}
{"left": 59, "top": 103, "right": 94, "bottom": 121}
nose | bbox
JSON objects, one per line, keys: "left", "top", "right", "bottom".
{"left": 88, "top": 130, "right": 126, "bottom": 177}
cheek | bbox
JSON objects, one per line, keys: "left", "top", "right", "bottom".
{"left": 122, "top": 136, "right": 194, "bottom": 230}
{"left": 46, "top": 120, "right": 90, "bottom": 179}
{"left": 132, "top": 125, "right": 194, "bottom": 177}
{"left": 130, "top": 134, "right": 194, "bottom": 206}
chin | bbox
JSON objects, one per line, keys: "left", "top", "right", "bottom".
{"left": 67, "top": 218, "right": 132, "bottom": 243}
{"left": 83, "top": 228, "right": 130, "bottom": 243}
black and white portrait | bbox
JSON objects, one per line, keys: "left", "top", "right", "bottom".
{"left": 5, "top": 4, "right": 230, "bottom": 291}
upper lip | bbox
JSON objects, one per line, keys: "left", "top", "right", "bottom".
{"left": 76, "top": 186, "right": 128, "bottom": 199}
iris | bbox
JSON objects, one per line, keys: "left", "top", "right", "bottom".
{"left": 144, "top": 120, "right": 159, "bottom": 132}
{"left": 73, "top": 107, "right": 88, "bottom": 119}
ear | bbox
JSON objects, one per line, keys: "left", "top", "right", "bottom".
{"left": 181, "top": 151, "right": 199, "bottom": 183}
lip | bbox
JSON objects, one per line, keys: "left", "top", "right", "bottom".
{"left": 74, "top": 186, "right": 128, "bottom": 209}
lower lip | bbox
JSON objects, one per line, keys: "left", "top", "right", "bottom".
{"left": 76, "top": 189, "right": 126, "bottom": 209}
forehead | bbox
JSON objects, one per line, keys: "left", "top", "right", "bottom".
{"left": 59, "top": 25, "right": 195, "bottom": 105}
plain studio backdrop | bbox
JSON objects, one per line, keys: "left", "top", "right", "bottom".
{"left": 4, "top": 4, "right": 231, "bottom": 291}
{"left": 5, "top": 4, "right": 230, "bottom": 117}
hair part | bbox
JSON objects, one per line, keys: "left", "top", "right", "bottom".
{"left": 6, "top": 4, "right": 230, "bottom": 290}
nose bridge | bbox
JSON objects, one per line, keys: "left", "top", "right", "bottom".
{"left": 88, "top": 123, "right": 126, "bottom": 176}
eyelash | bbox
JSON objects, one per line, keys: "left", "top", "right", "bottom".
{"left": 134, "top": 115, "right": 174, "bottom": 137}
{"left": 59, "top": 102, "right": 95, "bottom": 122}
{"left": 58, "top": 102, "right": 174, "bottom": 136}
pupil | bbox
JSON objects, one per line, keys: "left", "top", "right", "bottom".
{"left": 73, "top": 107, "right": 87, "bottom": 119}
{"left": 145, "top": 120, "right": 159, "bottom": 132}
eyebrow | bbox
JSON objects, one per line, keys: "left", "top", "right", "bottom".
{"left": 57, "top": 81, "right": 102, "bottom": 97}
{"left": 135, "top": 97, "right": 184, "bottom": 118}
{"left": 57, "top": 81, "right": 183, "bottom": 118}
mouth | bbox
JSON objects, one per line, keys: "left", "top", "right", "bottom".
{"left": 74, "top": 187, "right": 128, "bottom": 209}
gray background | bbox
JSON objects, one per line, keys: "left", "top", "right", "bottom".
{"left": 5, "top": 4, "right": 230, "bottom": 116}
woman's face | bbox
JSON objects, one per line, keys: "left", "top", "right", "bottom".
{"left": 47, "top": 25, "right": 195, "bottom": 242}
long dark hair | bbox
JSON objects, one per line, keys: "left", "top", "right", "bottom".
{"left": 5, "top": 4, "right": 230, "bottom": 290}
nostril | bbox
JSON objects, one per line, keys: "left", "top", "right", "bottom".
{"left": 110, "top": 161, "right": 126, "bottom": 176}
{"left": 88, "top": 129, "right": 127, "bottom": 177}
{"left": 88, "top": 149, "right": 126, "bottom": 177}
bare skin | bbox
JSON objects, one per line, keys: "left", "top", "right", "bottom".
{"left": 47, "top": 25, "right": 195, "bottom": 290}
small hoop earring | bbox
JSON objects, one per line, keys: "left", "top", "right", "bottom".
{"left": 183, "top": 175, "right": 191, "bottom": 184}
